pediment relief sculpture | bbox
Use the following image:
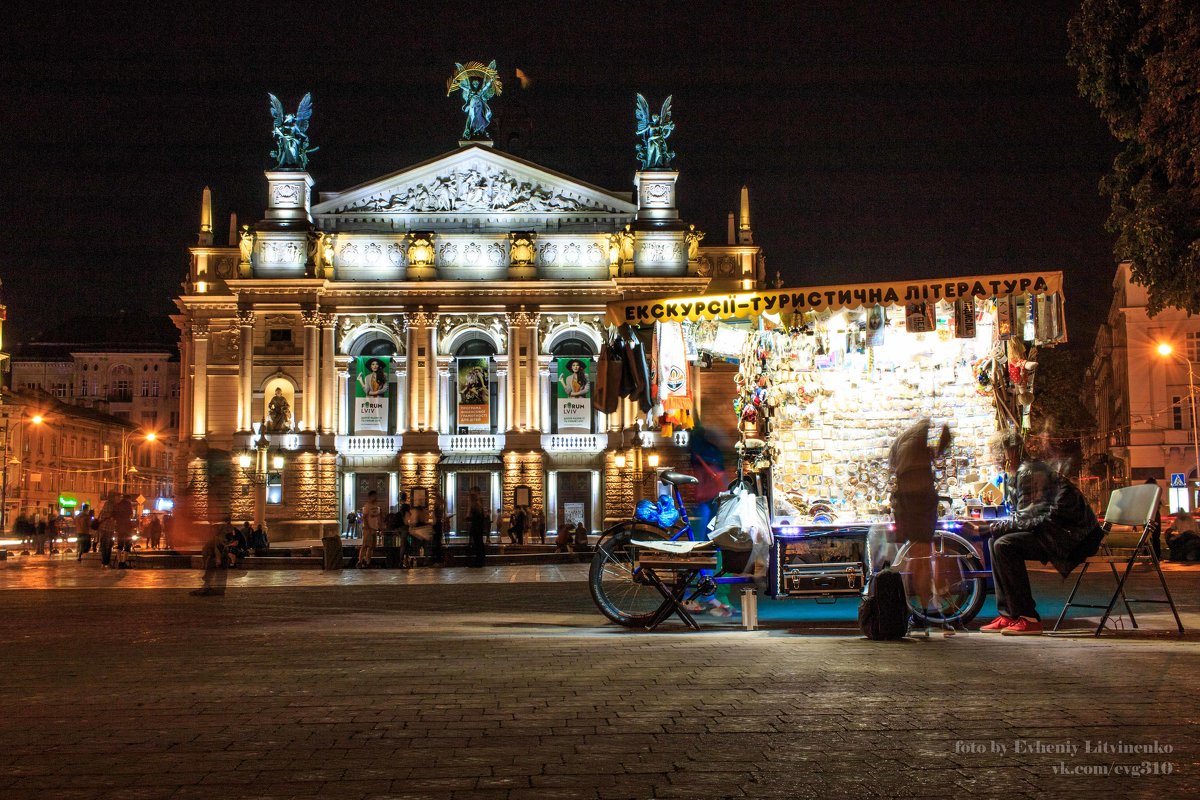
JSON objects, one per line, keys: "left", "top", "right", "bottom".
{"left": 339, "top": 166, "right": 616, "bottom": 215}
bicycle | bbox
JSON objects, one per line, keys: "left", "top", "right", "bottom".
{"left": 887, "top": 523, "right": 990, "bottom": 627}
{"left": 589, "top": 470, "right": 710, "bottom": 627}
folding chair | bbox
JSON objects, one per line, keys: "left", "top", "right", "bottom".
{"left": 631, "top": 539, "right": 719, "bottom": 630}
{"left": 1053, "top": 483, "right": 1185, "bottom": 636}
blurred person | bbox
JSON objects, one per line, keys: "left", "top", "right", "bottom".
{"left": 888, "top": 417, "right": 954, "bottom": 629}
{"left": 147, "top": 514, "right": 163, "bottom": 550}
{"left": 34, "top": 515, "right": 47, "bottom": 555}
{"left": 192, "top": 523, "right": 230, "bottom": 597}
{"left": 510, "top": 505, "right": 527, "bottom": 546}
{"left": 226, "top": 521, "right": 250, "bottom": 566}
{"left": 531, "top": 507, "right": 546, "bottom": 545}
{"left": 467, "top": 488, "right": 488, "bottom": 568}
{"left": 113, "top": 494, "right": 136, "bottom": 568}
{"left": 75, "top": 504, "right": 93, "bottom": 561}
{"left": 97, "top": 492, "right": 119, "bottom": 568}
{"left": 250, "top": 522, "right": 269, "bottom": 556}
{"left": 572, "top": 521, "right": 589, "bottom": 552}
{"left": 356, "top": 490, "right": 382, "bottom": 568}
{"left": 968, "top": 429, "right": 1104, "bottom": 636}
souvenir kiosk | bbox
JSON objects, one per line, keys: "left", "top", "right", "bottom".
{"left": 599, "top": 272, "right": 1067, "bottom": 626}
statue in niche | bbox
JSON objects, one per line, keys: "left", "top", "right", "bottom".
{"left": 685, "top": 225, "right": 705, "bottom": 261}
{"left": 447, "top": 61, "right": 502, "bottom": 140}
{"left": 265, "top": 387, "right": 293, "bottom": 432}
{"left": 239, "top": 225, "right": 254, "bottom": 266}
{"left": 268, "top": 92, "right": 318, "bottom": 170}
{"left": 635, "top": 93, "right": 675, "bottom": 170}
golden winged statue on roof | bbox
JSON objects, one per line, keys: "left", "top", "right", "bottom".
{"left": 447, "top": 60, "right": 503, "bottom": 141}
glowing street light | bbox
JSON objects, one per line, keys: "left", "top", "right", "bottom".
{"left": 1157, "top": 342, "right": 1200, "bottom": 490}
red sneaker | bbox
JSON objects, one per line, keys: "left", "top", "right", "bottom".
{"left": 1000, "top": 617, "right": 1044, "bottom": 636}
{"left": 979, "top": 615, "right": 1017, "bottom": 633}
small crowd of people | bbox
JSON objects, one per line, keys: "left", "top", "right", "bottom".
{"left": 14, "top": 494, "right": 173, "bottom": 569}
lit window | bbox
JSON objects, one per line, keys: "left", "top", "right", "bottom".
{"left": 1187, "top": 332, "right": 1200, "bottom": 363}
{"left": 141, "top": 379, "right": 150, "bottom": 397}
{"left": 266, "top": 473, "right": 283, "bottom": 504}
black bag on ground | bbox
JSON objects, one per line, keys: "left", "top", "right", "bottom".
{"left": 858, "top": 568, "right": 910, "bottom": 640}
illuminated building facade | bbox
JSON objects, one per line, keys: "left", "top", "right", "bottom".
{"left": 174, "top": 136, "right": 761, "bottom": 540}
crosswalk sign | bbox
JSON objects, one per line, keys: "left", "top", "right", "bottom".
{"left": 1171, "top": 473, "right": 1187, "bottom": 488}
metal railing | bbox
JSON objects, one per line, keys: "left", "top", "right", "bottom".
{"left": 334, "top": 435, "right": 403, "bottom": 454}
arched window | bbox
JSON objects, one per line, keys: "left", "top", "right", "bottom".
{"left": 110, "top": 365, "right": 134, "bottom": 402}
{"left": 347, "top": 336, "right": 399, "bottom": 434}
{"left": 550, "top": 337, "right": 596, "bottom": 434}
{"left": 452, "top": 336, "right": 498, "bottom": 433}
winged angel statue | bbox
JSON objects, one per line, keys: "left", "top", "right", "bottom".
{"left": 635, "top": 93, "right": 675, "bottom": 170}
{"left": 447, "top": 61, "right": 503, "bottom": 141}
{"left": 268, "top": 92, "right": 318, "bottom": 170}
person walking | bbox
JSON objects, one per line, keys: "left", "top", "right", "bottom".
{"left": 432, "top": 495, "right": 449, "bottom": 566}
{"left": 888, "top": 417, "right": 953, "bottom": 625}
{"left": 467, "top": 488, "right": 488, "bottom": 568}
{"left": 510, "top": 505, "right": 528, "bottom": 546}
{"left": 114, "top": 494, "right": 136, "bottom": 568}
{"left": 34, "top": 516, "right": 47, "bottom": 555}
{"left": 531, "top": 507, "right": 546, "bottom": 545}
{"left": 75, "top": 504, "right": 93, "bottom": 561}
{"left": 191, "top": 524, "right": 230, "bottom": 597}
{"left": 356, "top": 490, "right": 383, "bottom": 568}
{"left": 97, "top": 492, "right": 118, "bottom": 568}
{"left": 147, "top": 515, "right": 163, "bottom": 550}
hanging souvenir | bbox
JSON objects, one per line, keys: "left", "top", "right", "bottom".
{"left": 904, "top": 302, "right": 936, "bottom": 333}
{"left": 865, "top": 305, "right": 887, "bottom": 347}
{"left": 996, "top": 296, "right": 1016, "bottom": 340}
{"left": 953, "top": 298, "right": 976, "bottom": 339}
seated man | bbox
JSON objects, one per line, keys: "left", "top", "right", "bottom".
{"left": 226, "top": 520, "right": 251, "bottom": 567}
{"left": 969, "top": 431, "right": 1104, "bottom": 636}
{"left": 1167, "top": 508, "right": 1200, "bottom": 562}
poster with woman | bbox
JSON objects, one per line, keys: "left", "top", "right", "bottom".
{"left": 457, "top": 357, "right": 490, "bottom": 429}
{"left": 354, "top": 356, "right": 391, "bottom": 431}
{"left": 556, "top": 358, "right": 592, "bottom": 433}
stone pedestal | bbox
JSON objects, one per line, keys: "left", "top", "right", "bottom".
{"left": 632, "top": 171, "right": 687, "bottom": 276}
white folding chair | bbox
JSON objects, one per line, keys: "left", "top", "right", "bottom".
{"left": 1053, "top": 483, "right": 1184, "bottom": 636}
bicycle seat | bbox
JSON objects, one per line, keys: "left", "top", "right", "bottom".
{"left": 660, "top": 471, "right": 698, "bottom": 486}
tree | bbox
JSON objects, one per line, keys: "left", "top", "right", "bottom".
{"left": 1068, "top": 1, "right": 1200, "bottom": 315}
{"left": 1028, "top": 347, "right": 1097, "bottom": 475}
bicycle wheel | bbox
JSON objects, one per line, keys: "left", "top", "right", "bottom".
{"left": 589, "top": 523, "right": 671, "bottom": 627}
{"left": 904, "top": 531, "right": 986, "bottom": 627}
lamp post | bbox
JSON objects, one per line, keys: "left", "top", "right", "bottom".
{"left": 1157, "top": 342, "right": 1200, "bottom": 502}
{"left": 118, "top": 429, "right": 158, "bottom": 496}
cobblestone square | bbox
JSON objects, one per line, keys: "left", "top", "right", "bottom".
{"left": 1, "top": 559, "right": 1197, "bottom": 799}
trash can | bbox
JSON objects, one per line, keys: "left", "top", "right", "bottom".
{"left": 321, "top": 535, "right": 343, "bottom": 570}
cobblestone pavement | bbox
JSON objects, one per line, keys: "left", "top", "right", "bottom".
{"left": 1, "top": 560, "right": 1198, "bottom": 799}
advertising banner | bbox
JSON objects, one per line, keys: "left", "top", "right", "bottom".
{"left": 556, "top": 357, "right": 593, "bottom": 433}
{"left": 457, "top": 357, "right": 491, "bottom": 429}
{"left": 354, "top": 356, "right": 391, "bottom": 431}
{"left": 605, "top": 271, "right": 1065, "bottom": 325}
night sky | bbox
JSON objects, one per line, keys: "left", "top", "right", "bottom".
{"left": 3, "top": 2, "right": 1117, "bottom": 350}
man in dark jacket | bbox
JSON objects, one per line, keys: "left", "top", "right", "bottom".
{"left": 972, "top": 431, "right": 1103, "bottom": 636}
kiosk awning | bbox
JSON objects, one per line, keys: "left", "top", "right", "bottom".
{"left": 606, "top": 271, "right": 1065, "bottom": 325}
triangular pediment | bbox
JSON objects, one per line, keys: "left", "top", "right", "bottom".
{"left": 312, "top": 144, "right": 636, "bottom": 221}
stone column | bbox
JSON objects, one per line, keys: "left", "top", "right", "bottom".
{"left": 178, "top": 332, "right": 192, "bottom": 444}
{"left": 236, "top": 310, "right": 255, "bottom": 432}
{"left": 438, "top": 363, "right": 452, "bottom": 435}
{"left": 336, "top": 363, "right": 350, "bottom": 435}
{"left": 300, "top": 310, "right": 320, "bottom": 431}
{"left": 191, "top": 321, "right": 210, "bottom": 439}
{"left": 527, "top": 316, "right": 541, "bottom": 430}
{"left": 496, "top": 369, "right": 508, "bottom": 433}
{"left": 540, "top": 364, "right": 553, "bottom": 435}
{"left": 506, "top": 315, "right": 521, "bottom": 431}
{"left": 407, "top": 309, "right": 436, "bottom": 431}
{"left": 319, "top": 312, "right": 336, "bottom": 434}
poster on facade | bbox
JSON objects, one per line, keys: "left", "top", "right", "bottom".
{"left": 456, "top": 357, "right": 490, "bottom": 429}
{"left": 556, "top": 357, "right": 592, "bottom": 433}
{"left": 354, "top": 356, "right": 391, "bottom": 431}
{"left": 563, "top": 502, "right": 586, "bottom": 528}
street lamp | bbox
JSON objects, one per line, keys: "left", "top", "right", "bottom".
{"left": 1156, "top": 342, "right": 1200, "bottom": 492}
{"left": 118, "top": 429, "right": 159, "bottom": 496}
{"left": 1, "top": 411, "right": 44, "bottom": 534}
